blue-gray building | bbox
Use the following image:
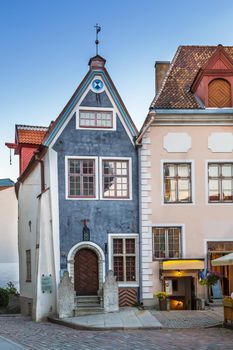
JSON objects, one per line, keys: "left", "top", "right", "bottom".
{"left": 46, "top": 55, "right": 139, "bottom": 307}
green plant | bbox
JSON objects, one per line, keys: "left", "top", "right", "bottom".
{"left": 154, "top": 291, "right": 169, "bottom": 301}
{"left": 0, "top": 288, "right": 9, "bottom": 307}
{"left": 5, "top": 282, "right": 17, "bottom": 295}
{"left": 199, "top": 271, "right": 220, "bottom": 286}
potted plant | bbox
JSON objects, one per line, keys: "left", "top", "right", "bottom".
{"left": 154, "top": 291, "right": 169, "bottom": 311}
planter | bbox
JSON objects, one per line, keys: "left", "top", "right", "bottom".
{"left": 159, "top": 299, "right": 167, "bottom": 311}
{"left": 223, "top": 299, "right": 233, "bottom": 323}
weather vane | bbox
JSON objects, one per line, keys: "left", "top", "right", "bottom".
{"left": 94, "top": 23, "right": 101, "bottom": 55}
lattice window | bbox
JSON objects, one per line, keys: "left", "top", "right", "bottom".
{"left": 208, "top": 163, "right": 233, "bottom": 202}
{"left": 79, "top": 111, "right": 113, "bottom": 128}
{"left": 68, "top": 159, "right": 95, "bottom": 198}
{"left": 103, "top": 160, "right": 129, "bottom": 198}
{"left": 208, "top": 78, "right": 232, "bottom": 107}
{"left": 112, "top": 238, "right": 136, "bottom": 282}
{"left": 164, "top": 163, "right": 192, "bottom": 203}
{"left": 153, "top": 227, "right": 182, "bottom": 259}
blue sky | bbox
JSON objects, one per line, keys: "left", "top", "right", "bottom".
{"left": 1, "top": 0, "right": 233, "bottom": 181}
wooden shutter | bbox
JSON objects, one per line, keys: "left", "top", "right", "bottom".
{"left": 208, "top": 78, "right": 231, "bottom": 107}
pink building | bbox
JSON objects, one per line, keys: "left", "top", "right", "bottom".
{"left": 138, "top": 45, "right": 233, "bottom": 310}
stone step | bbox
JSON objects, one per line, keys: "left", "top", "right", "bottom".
{"left": 74, "top": 307, "right": 104, "bottom": 316}
{"left": 76, "top": 303, "right": 101, "bottom": 308}
{"left": 75, "top": 295, "right": 101, "bottom": 304}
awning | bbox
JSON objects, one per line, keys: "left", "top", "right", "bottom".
{"left": 161, "top": 259, "right": 204, "bottom": 271}
{"left": 211, "top": 252, "right": 233, "bottom": 266}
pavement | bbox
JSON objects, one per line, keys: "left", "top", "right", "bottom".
{"left": 49, "top": 308, "right": 162, "bottom": 330}
{"left": 49, "top": 306, "right": 224, "bottom": 330}
{"left": 0, "top": 307, "right": 231, "bottom": 350}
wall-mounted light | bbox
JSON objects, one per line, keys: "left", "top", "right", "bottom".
{"left": 177, "top": 269, "right": 181, "bottom": 276}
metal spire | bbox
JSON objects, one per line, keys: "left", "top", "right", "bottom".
{"left": 94, "top": 24, "right": 101, "bottom": 55}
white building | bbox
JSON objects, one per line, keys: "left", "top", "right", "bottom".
{"left": 0, "top": 179, "right": 18, "bottom": 290}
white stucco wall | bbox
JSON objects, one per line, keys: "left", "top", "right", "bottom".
{"left": 0, "top": 186, "right": 18, "bottom": 288}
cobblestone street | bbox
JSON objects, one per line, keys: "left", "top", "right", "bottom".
{"left": 0, "top": 315, "right": 232, "bottom": 350}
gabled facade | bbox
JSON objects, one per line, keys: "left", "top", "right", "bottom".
{"left": 11, "top": 55, "right": 139, "bottom": 320}
{"left": 138, "top": 45, "right": 233, "bottom": 310}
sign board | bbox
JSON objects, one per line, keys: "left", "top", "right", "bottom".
{"left": 41, "top": 275, "right": 52, "bottom": 293}
{"left": 165, "top": 279, "right": 173, "bottom": 295}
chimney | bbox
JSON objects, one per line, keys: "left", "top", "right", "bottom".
{"left": 155, "top": 61, "right": 170, "bottom": 94}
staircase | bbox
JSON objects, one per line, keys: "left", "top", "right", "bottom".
{"left": 74, "top": 295, "right": 104, "bottom": 316}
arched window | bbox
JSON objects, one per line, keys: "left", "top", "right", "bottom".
{"left": 208, "top": 78, "right": 232, "bottom": 107}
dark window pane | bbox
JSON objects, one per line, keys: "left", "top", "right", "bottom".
{"left": 126, "top": 256, "right": 136, "bottom": 281}
{"left": 113, "top": 256, "right": 124, "bottom": 281}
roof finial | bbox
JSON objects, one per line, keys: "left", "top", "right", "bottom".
{"left": 94, "top": 23, "right": 101, "bottom": 55}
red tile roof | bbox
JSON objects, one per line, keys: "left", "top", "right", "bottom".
{"left": 16, "top": 125, "right": 48, "bottom": 145}
{"left": 151, "top": 45, "right": 233, "bottom": 109}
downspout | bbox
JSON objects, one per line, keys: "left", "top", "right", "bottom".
{"left": 136, "top": 111, "right": 156, "bottom": 304}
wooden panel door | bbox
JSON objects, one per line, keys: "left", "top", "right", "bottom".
{"left": 74, "top": 249, "right": 99, "bottom": 295}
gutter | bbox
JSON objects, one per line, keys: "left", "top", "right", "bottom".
{"left": 135, "top": 112, "right": 156, "bottom": 146}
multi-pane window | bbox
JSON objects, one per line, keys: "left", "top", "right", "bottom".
{"left": 103, "top": 160, "right": 129, "bottom": 198}
{"left": 79, "top": 111, "right": 113, "bottom": 128}
{"left": 112, "top": 238, "right": 136, "bottom": 282}
{"left": 153, "top": 227, "right": 182, "bottom": 259}
{"left": 208, "top": 163, "right": 233, "bottom": 202}
{"left": 26, "top": 250, "right": 31, "bottom": 282}
{"left": 68, "top": 159, "right": 95, "bottom": 198}
{"left": 164, "top": 163, "right": 192, "bottom": 203}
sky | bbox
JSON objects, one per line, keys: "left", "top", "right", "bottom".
{"left": 1, "top": 0, "right": 233, "bottom": 181}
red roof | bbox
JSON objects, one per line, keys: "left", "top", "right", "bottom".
{"left": 16, "top": 125, "right": 48, "bottom": 145}
{"left": 151, "top": 45, "right": 233, "bottom": 109}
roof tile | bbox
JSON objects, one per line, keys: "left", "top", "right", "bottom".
{"left": 151, "top": 45, "right": 233, "bottom": 109}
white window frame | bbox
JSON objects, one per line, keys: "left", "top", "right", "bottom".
{"left": 161, "top": 159, "right": 195, "bottom": 206}
{"left": 100, "top": 157, "right": 132, "bottom": 200}
{"left": 108, "top": 233, "right": 139, "bottom": 287}
{"left": 65, "top": 156, "right": 99, "bottom": 200}
{"left": 205, "top": 159, "right": 233, "bottom": 205}
{"left": 152, "top": 223, "right": 186, "bottom": 258}
{"left": 76, "top": 107, "right": 116, "bottom": 131}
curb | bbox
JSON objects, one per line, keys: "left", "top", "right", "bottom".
{"left": 48, "top": 317, "right": 162, "bottom": 331}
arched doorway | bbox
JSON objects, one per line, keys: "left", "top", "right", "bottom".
{"left": 74, "top": 248, "right": 99, "bottom": 295}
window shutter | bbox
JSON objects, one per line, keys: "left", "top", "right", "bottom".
{"left": 208, "top": 78, "right": 231, "bottom": 107}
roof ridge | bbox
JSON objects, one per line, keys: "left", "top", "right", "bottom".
{"left": 16, "top": 124, "right": 48, "bottom": 130}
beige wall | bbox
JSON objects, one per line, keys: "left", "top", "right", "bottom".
{"left": 140, "top": 123, "right": 233, "bottom": 303}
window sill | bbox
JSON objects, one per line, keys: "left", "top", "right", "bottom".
{"left": 117, "top": 282, "right": 139, "bottom": 288}
{"left": 26, "top": 280, "right": 31, "bottom": 283}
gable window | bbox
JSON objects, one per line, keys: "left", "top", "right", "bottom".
{"left": 153, "top": 227, "right": 182, "bottom": 259}
{"left": 102, "top": 160, "right": 129, "bottom": 198}
{"left": 208, "top": 163, "right": 233, "bottom": 202}
{"left": 164, "top": 163, "right": 192, "bottom": 203}
{"left": 68, "top": 159, "right": 95, "bottom": 198}
{"left": 208, "top": 78, "right": 231, "bottom": 108}
{"left": 112, "top": 237, "right": 137, "bottom": 282}
{"left": 26, "top": 250, "right": 31, "bottom": 282}
{"left": 79, "top": 111, "right": 113, "bottom": 128}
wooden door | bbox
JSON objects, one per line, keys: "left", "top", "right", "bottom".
{"left": 74, "top": 248, "right": 99, "bottom": 295}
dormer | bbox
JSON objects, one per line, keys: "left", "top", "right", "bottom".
{"left": 191, "top": 45, "right": 233, "bottom": 108}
